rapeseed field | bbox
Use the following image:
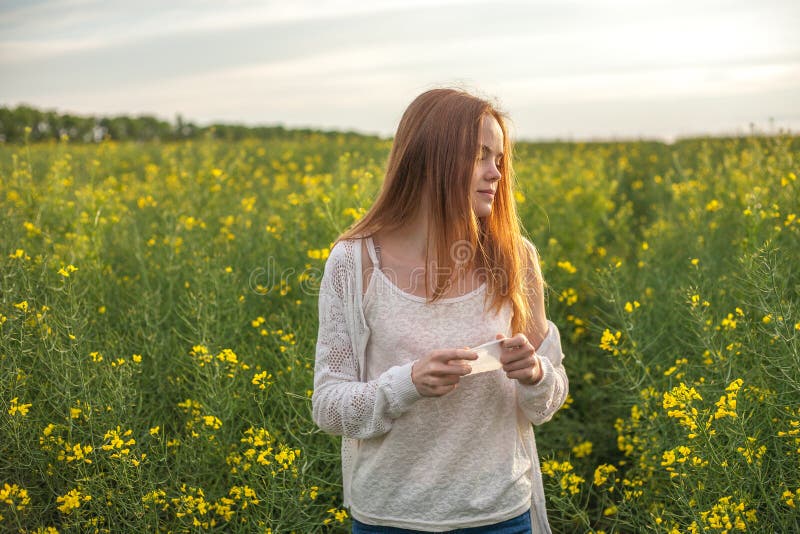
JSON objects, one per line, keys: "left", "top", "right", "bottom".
{"left": 1, "top": 130, "right": 798, "bottom": 532}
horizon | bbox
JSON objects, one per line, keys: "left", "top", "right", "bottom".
{"left": 4, "top": 101, "right": 794, "bottom": 144}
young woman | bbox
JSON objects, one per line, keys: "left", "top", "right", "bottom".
{"left": 312, "top": 88, "right": 568, "bottom": 533}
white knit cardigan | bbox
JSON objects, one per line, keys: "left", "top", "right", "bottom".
{"left": 312, "top": 237, "right": 568, "bottom": 533}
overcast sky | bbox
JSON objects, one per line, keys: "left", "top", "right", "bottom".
{"left": 1, "top": 0, "right": 798, "bottom": 141}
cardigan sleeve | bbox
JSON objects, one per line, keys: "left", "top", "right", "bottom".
{"left": 515, "top": 319, "right": 569, "bottom": 425}
{"left": 311, "top": 243, "right": 423, "bottom": 439}
{"left": 514, "top": 238, "right": 569, "bottom": 425}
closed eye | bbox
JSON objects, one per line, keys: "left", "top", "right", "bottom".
{"left": 478, "top": 145, "right": 503, "bottom": 162}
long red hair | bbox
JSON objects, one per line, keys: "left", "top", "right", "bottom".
{"left": 336, "top": 88, "right": 539, "bottom": 336}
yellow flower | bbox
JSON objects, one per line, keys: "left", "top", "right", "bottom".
{"left": 737, "top": 437, "right": 767, "bottom": 465}
{"left": 697, "top": 496, "right": 755, "bottom": 532}
{"left": 56, "top": 488, "right": 91, "bottom": 514}
{"left": 0, "top": 483, "right": 31, "bottom": 511}
{"left": 202, "top": 415, "right": 222, "bottom": 430}
{"left": 713, "top": 378, "right": 743, "bottom": 420}
{"left": 343, "top": 207, "right": 366, "bottom": 220}
{"left": 571, "top": 441, "right": 593, "bottom": 458}
{"left": 560, "top": 473, "right": 584, "bottom": 495}
{"left": 663, "top": 358, "right": 688, "bottom": 377}
{"left": 274, "top": 445, "right": 300, "bottom": 469}
{"left": 599, "top": 329, "right": 622, "bottom": 354}
{"left": 137, "top": 195, "right": 158, "bottom": 209}
{"left": 142, "top": 489, "right": 167, "bottom": 511}
{"left": 8, "top": 397, "right": 32, "bottom": 417}
{"left": 663, "top": 383, "right": 703, "bottom": 409}
{"left": 541, "top": 459, "right": 574, "bottom": 477}
{"left": 102, "top": 426, "right": 136, "bottom": 456}
{"left": 241, "top": 196, "right": 256, "bottom": 212}
{"left": 593, "top": 464, "right": 617, "bottom": 486}
{"left": 781, "top": 488, "right": 799, "bottom": 508}
{"left": 252, "top": 371, "right": 273, "bottom": 390}
{"left": 557, "top": 260, "right": 577, "bottom": 274}
{"left": 624, "top": 301, "right": 640, "bottom": 313}
{"left": 720, "top": 313, "right": 737, "bottom": 330}
{"left": 663, "top": 383, "right": 703, "bottom": 436}
{"left": 8, "top": 249, "right": 30, "bottom": 260}
{"left": 62, "top": 443, "right": 93, "bottom": 464}
{"left": 323, "top": 508, "right": 349, "bottom": 524}
{"left": 307, "top": 248, "right": 330, "bottom": 260}
{"left": 558, "top": 288, "right": 578, "bottom": 306}
{"left": 57, "top": 264, "right": 78, "bottom": 277}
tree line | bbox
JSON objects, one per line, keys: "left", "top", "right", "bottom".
{"left": 0, "top": 105, "right": 374, "bottom": 144}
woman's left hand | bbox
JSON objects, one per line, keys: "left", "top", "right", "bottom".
{"left": 495, "top": 333, "right": 543, "bottom": 385}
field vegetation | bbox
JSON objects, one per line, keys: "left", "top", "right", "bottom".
{"left": 1, "top": 127, "right": 798, "bottom": 532}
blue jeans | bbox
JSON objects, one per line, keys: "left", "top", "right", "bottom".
{"left": 351, "top": 510, "right": 531, "bottom": 534}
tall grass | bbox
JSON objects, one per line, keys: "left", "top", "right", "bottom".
{"left": 1, "top": 132, "right": 797, "bottom": 532}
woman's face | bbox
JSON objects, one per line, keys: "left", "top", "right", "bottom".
{"left": 470, "top": 114, "right": 504, "bottom": 218}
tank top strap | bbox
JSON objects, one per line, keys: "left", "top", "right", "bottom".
{"left": 365, "top": 236, "right": 381, "bottom": 268}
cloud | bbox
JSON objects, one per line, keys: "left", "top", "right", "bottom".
{"left": 0, "top": 0, "right": 486, "bottom": 62}
{"left": 2, "top": 0, "right": 798, "bottom": 139}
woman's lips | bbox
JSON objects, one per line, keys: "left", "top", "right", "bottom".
{"left": 478, "top": 190, "right": 495, "bottom": 198}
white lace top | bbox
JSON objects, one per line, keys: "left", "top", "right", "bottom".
{"left": 312, "top": 237, "right": 568, "bottom": 533}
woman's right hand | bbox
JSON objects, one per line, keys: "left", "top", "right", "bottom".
{"left": 411, "top": 348, "right": 478, "bottom": 397}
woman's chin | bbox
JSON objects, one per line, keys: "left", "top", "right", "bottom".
{"left": 473, "top": 206, "right": 493, "bottom": 218}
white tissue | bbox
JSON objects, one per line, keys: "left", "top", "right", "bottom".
{"left": 467, "top": 339, "right": 504, "bottom": 374}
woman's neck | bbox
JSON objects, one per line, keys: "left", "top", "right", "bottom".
{"left": 378, "top": 212, "right": 430, "bottom": 264}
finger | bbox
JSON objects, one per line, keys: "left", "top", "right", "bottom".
{"left": 499, "top": 346, "right": 532, "bottom": 365}
{"left": 437, "top": 349, "right": 478, "bottom": 362}
{"left": 495, "top": 333, "right": 505, "bottom": 340}
{"left": 424, "top": 372, "right": 463, "bottom": 386}
{"left": 431, "top": 362, "right": 472, "bottom": 376}
{"left": 503, "top": 355, "right": 538, "bottom": 373}
{"left": 501, "top": 333, "right": 528, "bottom": 349}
